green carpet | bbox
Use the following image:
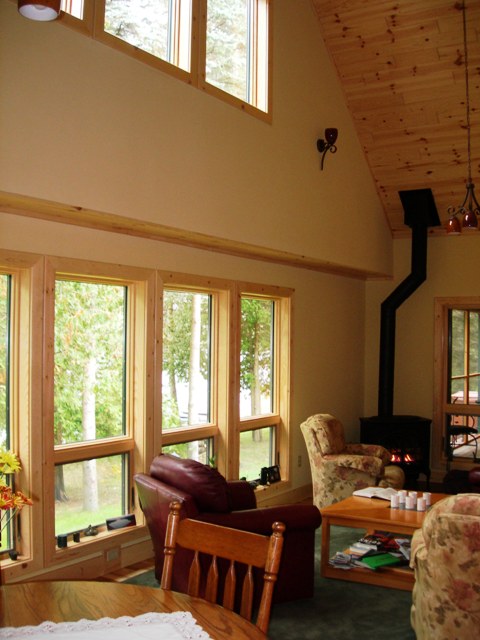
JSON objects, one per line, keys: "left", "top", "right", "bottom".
{"left": 125, "top": 526, "right": 416, "bottom": 640}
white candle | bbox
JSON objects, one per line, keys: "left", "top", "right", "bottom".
{"left": 405, "top": 496, "right": 414, "bottom": 510}
{"left": 409, "top": 491, "right": 418, "bottom": 507}
{"left": 398, "top": 490, "right": 407, "bottom": 503}
{"left": 391, "top": 494, "right": 399, "bottom": 509}
{"left": 423, "top": 492, "right": 431, "bottom": 507}
{"left": 417, "top": 497, "right": 426, "bottom": 511}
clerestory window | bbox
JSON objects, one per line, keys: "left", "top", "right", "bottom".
{"left": 60, "top": 0, "right": 271, "bottom": 118}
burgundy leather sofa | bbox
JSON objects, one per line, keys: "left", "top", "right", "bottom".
{"left": 134, "top": 454, "right": 322, "bottom": 603}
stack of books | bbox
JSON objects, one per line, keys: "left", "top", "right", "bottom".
{"left": 329, "top": 531, "right": 412, "bottom": 571}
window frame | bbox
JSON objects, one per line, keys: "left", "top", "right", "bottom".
{"left": 158, "top": 274, "right": 233, "bottom": 472}
{"left": 42, "top": 257, "right": 156, "bottom": 567}
{"left": 434, "top": 297, "right": 480, "bottom": 474}
{"left": 158, "top": 273, "right": 292, "bottom": 485}
{"left": 0, "top": 250, "right": 43, "bottom": 577}
{"left": 234, "top": 283, "right": 291, "bottom": 482}
{"left": 56, "top": 0, "right": 272, "bottom": 120}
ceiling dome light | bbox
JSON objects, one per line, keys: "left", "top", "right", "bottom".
{"left": 18, "top": 1, "right": 61, "bottom": 22}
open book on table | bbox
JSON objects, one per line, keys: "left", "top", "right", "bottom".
{"left": 352, "top": 486, "right": 398, "bottom": 500}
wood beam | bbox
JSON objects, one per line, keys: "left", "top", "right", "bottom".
{"left": 0, "top": 190, "right": 388, "bottom": 280}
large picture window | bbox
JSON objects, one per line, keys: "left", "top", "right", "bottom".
{"left": 0, "top": 249, "right": 291, "bottom": 582}
{"left": 53, "top": 279, "right": 128, "bottom": 535}
{"left": 42, "top": 258, "right": 155, "bottom": 565}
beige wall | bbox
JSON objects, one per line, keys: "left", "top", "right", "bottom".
{"left": 364, "top": 234, "right": 480, "bottom": 481}
{"left": 0, "top": 0, "right": 392, "bottom": 276}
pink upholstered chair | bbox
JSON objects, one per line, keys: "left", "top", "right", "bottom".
{"left": 300, "top": 413, "right": 405, "bottom": 509}
{"left": 410, "top": 493, "right": 480, "bottom": 639}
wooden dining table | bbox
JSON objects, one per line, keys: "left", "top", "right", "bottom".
{"left": 0, "top": 580, "right": 267, "bottom": 639}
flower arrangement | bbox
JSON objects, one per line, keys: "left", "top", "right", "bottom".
{"left": 0, "top": 449, "right": 32, "bottom": 536}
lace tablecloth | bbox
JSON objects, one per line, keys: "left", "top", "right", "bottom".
{"left": 0, "top": 612, "right": 212, "bottom": 640}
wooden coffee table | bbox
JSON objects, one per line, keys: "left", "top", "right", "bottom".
{"left": 320, "top": 493, "right": 448, "bottom": 590}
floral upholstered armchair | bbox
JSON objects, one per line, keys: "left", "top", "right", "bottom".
{"left": 300, "top": 413, "right": 404, "bottom": 509}
{"left": 410, "top": 493, "right": 480, "bottom": 639}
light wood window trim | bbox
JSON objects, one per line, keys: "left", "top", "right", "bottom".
{"left": 159, "top": 273, "right": 234, "bottom": 476}
{"left": 42, "top": 256, "right": 156, "bottom": 567}
{"left": 198, "top": 0, "right": 272, "bottom": 121}
{"left": 232, "top": 282, "right": 292, "bottom": 481}
{"left": 0, "top": 250, "right": 44, "bottom": 581}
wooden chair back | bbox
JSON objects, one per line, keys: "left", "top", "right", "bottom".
{"left": 161, "top": 501, "right": 285, "bottom": 634}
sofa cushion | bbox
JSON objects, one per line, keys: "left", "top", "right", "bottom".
{"left": 149, "top": 454, "right": 230, "bottom": 513}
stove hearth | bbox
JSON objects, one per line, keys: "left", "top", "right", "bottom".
{"left": 360, "top": 415, "right": 431, "bottom": 489}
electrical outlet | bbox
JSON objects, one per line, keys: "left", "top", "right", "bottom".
{"left": 106, "top": 547, "right": 120, "bottom": 562}
{"left": 297, "top": 455, "right": 302, "bottom": 467}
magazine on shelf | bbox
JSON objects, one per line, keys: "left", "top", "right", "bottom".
{"left": 357, "top": 552, "right": 403, "bottom": 570}
{"left": 352, "top": 486, "right": 398, "bottom": 500}
{"left": 353, "top": 532, "right": 400, "bottom": 551}
{"left": 346, "top": 531, "right": 412, "bottom": 564}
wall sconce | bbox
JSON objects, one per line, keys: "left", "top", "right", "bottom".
{"left": 316, "top": 128, "right": 338, "bottom": 170}
{"left": 18, "top": 0, "right": 61, "bottom": 21}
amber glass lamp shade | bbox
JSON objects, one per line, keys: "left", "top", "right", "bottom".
{"left": 462, "top": 207, "right": 478, "bottom": 230}
{"left": 18, "top": 0, "right": 61, "bottom": 21}
{"left": 445, "top": 216, "right": 462, "bottom": 235}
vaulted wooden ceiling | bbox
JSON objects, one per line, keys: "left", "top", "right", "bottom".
{"left": 311, "top": 0, "right": 480, "bottom": 237}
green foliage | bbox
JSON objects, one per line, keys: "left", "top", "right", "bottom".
{"left": 54, "top": 280, "right": 126, "bottom": 445}
{"left": 206, "top": 0, "right": 248, "bottom": 101}
{"left": 240, "top": 297, "right": 273, "bottom": 396}
{"left": 104, "top": 0, "right": 170, "bottom": 61}
{"left": 162, "top": 290, "right": 210, "bottom": 427}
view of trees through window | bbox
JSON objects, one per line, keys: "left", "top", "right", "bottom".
{"left": 239, "top": 296, "right": 275, "bottom": 479}
{"left": 240, "top": 297, "right": 273, "bottom": 417}
{"left": 104, "top": 0, "right": 191, "bottom": 72}
{"left": 206, "top": 0, "right": 249, "bottom": 102}
{"left": 162, "top": 289, "right": 211, "bottom": 462}
{"left": 61, "top": 1, "right": 269, "bottom": 113}
{"left": 54, "top": 279, "right": 127, "bottom": 535}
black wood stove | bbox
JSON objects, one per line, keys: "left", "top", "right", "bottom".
{"left": 361, "top": 189, "right": 440, "bottom": 489}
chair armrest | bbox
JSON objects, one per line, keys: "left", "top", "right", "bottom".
{"left": 226, "top": 480, "right": 257, "bottom": 510}
{"left": 409, "top": 528, "right": 426, "bottom": 568}
{"left": 325, "top": 453, "right": 384, "bottom": 477}
{"left": 197, "top": 504, "right": 321, "bottom": 535}
{"left": 345, "top": 443, "right": 391, "bottom": 465}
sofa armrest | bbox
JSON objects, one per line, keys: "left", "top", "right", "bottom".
{"left": 197, "top": 504, "right": 321, "bottom": 535}
{"left": 226, "top": 480, "right": 257, "bottom": 510}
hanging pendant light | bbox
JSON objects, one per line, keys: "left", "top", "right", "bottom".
{"left": 446, "top": 1, "right": 479, "bottom": 234}
{"left": 18, "top": 1, "right": 61, "bottom": 22}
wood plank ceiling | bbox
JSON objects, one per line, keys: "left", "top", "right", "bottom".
{"left": 311, "top": 0, "right": 480, "bottom": 237}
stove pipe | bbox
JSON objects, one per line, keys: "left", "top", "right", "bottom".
{"left": 377, "top": 189, "right": 440, "bottom": 417}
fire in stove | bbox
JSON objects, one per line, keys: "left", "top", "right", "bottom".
{"left": 391, "top": 450, "right": 416, "bottom": 464}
